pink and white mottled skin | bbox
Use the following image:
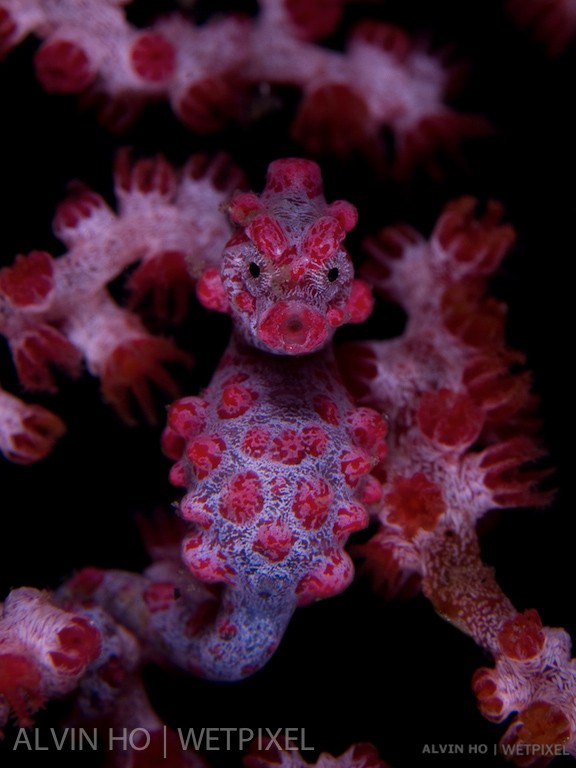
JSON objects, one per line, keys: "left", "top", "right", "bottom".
{"left": 339, "top": 198, "right": 576, "bottom": 763}
{"left": 0, "top": 151, "right": 243, "bottom": 460}
{"left": 159, "top": 339, "right": 386, "bottom": 679}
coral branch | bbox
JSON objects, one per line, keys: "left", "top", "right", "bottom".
{"left": 341, "top": 198, "right": 571, "bottom": 762}
{"left": 0, "top": 1, "right": 486, "bottom": 175}
{"left": 0, "top": 151, "right": 241, "bottom": 457}
{"left": 0, "top": 588, "right": 101, "bottom": 730}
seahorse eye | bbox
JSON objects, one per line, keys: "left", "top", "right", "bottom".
{"left": 327, "top": 267, "right": 339, "bottom": 282}
{"left": 249, "top": 262, "right": 261, "bottom": 278}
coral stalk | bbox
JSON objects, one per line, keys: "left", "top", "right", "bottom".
{"left": 340, "top": 197, "right": 574, "bottom": 762}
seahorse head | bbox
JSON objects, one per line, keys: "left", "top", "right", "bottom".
{"left": 197, "top": 158, "right": 373, "bottom": 354}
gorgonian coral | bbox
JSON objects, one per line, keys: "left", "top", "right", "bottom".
{"left": 0, "top": 2, "right": 573, "bottom": 767}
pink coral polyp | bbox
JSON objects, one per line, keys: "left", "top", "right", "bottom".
{"left": 0, "top": 251, "right": 54, "bottom": 308}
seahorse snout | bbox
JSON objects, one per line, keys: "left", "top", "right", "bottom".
{"left": 257, "top": 301, "right": 328, "bottom": 353}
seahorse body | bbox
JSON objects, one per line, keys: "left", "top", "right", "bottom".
{"left": 163, "top": 338, "right": 386, "bottom": 677}
{"left": 160, "top": 158, "right": 386, "bottom": 678}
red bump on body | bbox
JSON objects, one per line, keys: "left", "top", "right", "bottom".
{"left": 219, "top": 471, "right": 264, "bottom": 523}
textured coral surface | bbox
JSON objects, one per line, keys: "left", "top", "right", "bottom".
{"left": 0, "top": 1, "right": 574, "bottom": 767}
